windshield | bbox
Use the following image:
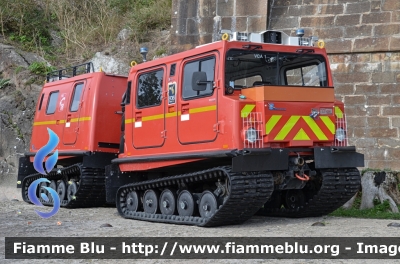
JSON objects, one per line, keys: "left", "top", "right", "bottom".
{"left": 225, "top": 49, "right": 328, "bottom": 89}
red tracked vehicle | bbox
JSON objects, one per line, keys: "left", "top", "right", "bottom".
{"left": 108, "top": 30, "right": 364, "bottom": 226}
{"left": 18, "top": 63, "right": 127, "bottom": 207}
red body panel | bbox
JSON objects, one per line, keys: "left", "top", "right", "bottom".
{"left": 30, "top": 72, "right": 127, "bottom": 160}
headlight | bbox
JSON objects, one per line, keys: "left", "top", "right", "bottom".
{"left": 245, "top": 128, "right": 258, "bottom": 143}
{"left": 335, "top": 128, "right": 345, "bottom": 142}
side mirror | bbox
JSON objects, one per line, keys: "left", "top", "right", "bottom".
{"left": 191, "top": 71, "right": 209, "bottom": 91}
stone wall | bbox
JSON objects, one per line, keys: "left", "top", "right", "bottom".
{"left": 171, "top": 0, "right": 268, "bottom": 53}
{"left": 171, "top": 0, "right": 400, "bottom": 170}
{"left": 269, "top": 0, "right": 400, "bottom": 169}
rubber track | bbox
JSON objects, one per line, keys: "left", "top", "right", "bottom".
{"left": 258, "top": 168, "right": 361, "bottom": 217}
{"left": 116, "top": 166, "right": 274, "bottom": 227}
{"left": 21, "top": 163, "right": 107, "bottom": 208}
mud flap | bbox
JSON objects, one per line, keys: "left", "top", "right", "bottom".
{"left": 314, "top": 146, "right": 364, "bottom": 169}
{"left": 17, "top": 156, "right": 36, "bottom": 188}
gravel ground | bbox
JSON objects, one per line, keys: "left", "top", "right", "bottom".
{"left": 1, "top": 197, "right": 400, "bottom": 264}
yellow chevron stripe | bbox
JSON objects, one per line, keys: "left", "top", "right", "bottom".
{"left": 241, "top": 104, "right": 255, "bottom": 118}
{"left": 335, "top": 106, "right": 343, "bottom": 118}
{"left": 302, "top": 116, "right": 328, "bottom": 140}
{"left": 293, "top": 128, "right": 310, "bottom": 140}
{"left": 265, "top": 115, "right": 282, "bottom": 134}
{"left": 274, "top": 116, "right": 300, "bottom": 140}
{"left": 320, "top": 116, "right": 335, "bottom": 134}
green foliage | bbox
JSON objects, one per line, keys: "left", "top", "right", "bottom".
{"left": 28, "top": 62, "right": 55, "bottom": 76}
{"left": 330, "top": 200, "right": 400, "bottom": 220}
{"left": 0, "top": 78, "right": 11, "bottom": 89}
{"left": 14, "top": 66, "right": 25, "bottom": 74}
{"left": 0, "top": 0, "right": 53, "bottom": 50}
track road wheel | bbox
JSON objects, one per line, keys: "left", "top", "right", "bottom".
{"left": 284, "top": 189, "right": 305, "bottom": 210}
{"left": 159, "top": 189, "right": 176, "bottom": 215}
{"left": 199, "top": 191, "right": 218, "bottom": 218}
{"left": 49, "top": 180, "right": 57, "bottom": 203}
{"left": 143, "top": 189, "right": 159, "bottom": 214}
{"left": 126, "top": 191, "right": 140, "bottom": 212}
{"left": 57, "top": 180, "right": 66, "bottom": 201}
{"left": 67, "top": 180, "right": 78, "bottom": 202}
{"left": 177, "top": 190, "right": 196, "bottom": 217}
{"left": 38, "top": 181, "right": 49, "bottom": 201}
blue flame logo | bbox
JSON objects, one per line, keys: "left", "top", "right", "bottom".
{"left": 28, "top": 128, "right": 60, "bottom": 218}
{"left": 33, "top": 128, "right": 59, "bottom": 174}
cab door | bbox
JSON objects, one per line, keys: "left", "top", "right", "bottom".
{"left": 132, "top": 66, "right": 166, "bottom": 148}
{"left": 178, "top": 54, "right": 218, "bottom": 144}
{"left": 62, "top": 81, "right": 86, "bottom": 145}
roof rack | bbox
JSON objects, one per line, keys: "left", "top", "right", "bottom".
{"left": 46, "top": 62, "right": 94, "bottom": 82}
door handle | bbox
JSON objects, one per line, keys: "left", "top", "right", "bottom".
{"left": 135, "top": 112, "right": 142, "bottom": 121}
{"left": 181, "top": 103, "right": 189, "bottom": 114}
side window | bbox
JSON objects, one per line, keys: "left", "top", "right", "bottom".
{"left": 38, "top": 93, "right": 44, "bottom": 111}
{"left": 70, "top": 83, "right": 84, "bottom": 112}
{"left": 183, "top": 56, "right": 215, "bottom": 99}
{"left": 137, "top": 69, "right": 163, "bottom": 108}
{"left": 125, "top": 81, "right": 132, "bottom": 105}
{"left": 46, "top": 91, "right": 59, "bottom": 114}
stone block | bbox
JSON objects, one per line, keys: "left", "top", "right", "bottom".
{"left": 318, "top": 4, "right": 344, "bottom": 15}
{"left": 334, "top": 72, "right": 370, "bottom": 84}
{"left": 367, "top": 95, "right": 391, "bottom": 106}
{"left": 382, "top": 106, "right": 400, "bottom": 115}
{"left": 369, "top": 128, "right": 398, "bottom": 138}
{"left": 377, "top": 138, "right": 400, "bottom": 148}
{"left": 216, "top": 0, "right": 233, "bottom": 16}
{"left": 345, "top": 25, "right": 372, "bottom": 38}
{"left": 313, "top": 27, "right": 344, "bottom": 39}
{"left": 325, "top": 39, "right": 353, "bottom": 53}
{"left": 353, "top": 127, "right": 367, "bottom": 138}
{"left": 248, "top": 16, "right": 268, "bottom": 32}
{"left": 390, "top": 36, "right": 400, "bottom": 51}
{"left": 354, "top": 62, "right": 382, "bottom": 73}
{"left": 366, "top": 116, "right": 390, "bottom": 127}
{"left": 347, "top": 116, "right": 367, "bottom": 127}
{"left": 381, "top": 83, "right": 400, "bottom": 94}
{"left": 199, "top": 17, "right": 214, "bottom": 34}
{"left": 374, "top": 24, "right": 400, "bottom": 36}
{"left": 186, "top": 18, "right": 199, "bottom": 35}
{"left": 270, "top": 7, "right": 289, "bottom": 18}
{"left": 330, "top": 63, "right": 353, "bottom": 74}
{"left": 289, "top": 5, "right": 318, "bottom": 16}
{"left": 362, "top": 12, "right": 391, "bottom": 24}
{"left": 392, "top": 117, "right": 400, "bottom": 127}
{"left": 344, "top": 95, "right": 366, "bottom": 105}
{"left": 354, "top": 84, "right": 379, "bottom": 95}
{"left": 335, "top": 14, "right": 361, "bottom": 26}
{"left": 392, "top": 95, "right": 400, "bottom": 105}
{"left": 335, "top": 83, "right": 354, "bottom": 95}
{"left": 234, "top": 17, "right": 249, "bottom": 32}
{"left": 300, "top": 16, "right": 335, "bottom": 28}
{"left": 199, "top": 0, "right": 216, "bottom": 17}
{"left": 220, "top": 17, "right": 232, "bottom": 31}
{"left": 368, "top": 160, "right": 392, "bottom": 170}
{"left": 269, "top": 17, "right": 299, "bottom": 29}
{"left": 345, "top": 2, "right": 371, "bottom": 14}
{"left": 371, "top": 72, "right": 397, "bottom": 83}
{"left": 303, "top": 0, "right": 335, "bottom": 4}
{"left": 371, "top": 1, "right": 381, "bottom": 12}
{"left": 353, "top": 37, "right": 390, "bottom": 53}
{"left": 382, "top": 0, "right": 400, "bottom": 11}
{"left": 236, "top": 0, "right": 268, "bottom": 16}
{"left": 388, "top": 149, "right": 400, "bottom": 160}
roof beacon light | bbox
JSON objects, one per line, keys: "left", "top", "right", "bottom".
{"left": 140, "top": 47, "right": 148, "bottom": 62}
{"left": 296, "top": 29, "right": 305, "bottom": 37}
